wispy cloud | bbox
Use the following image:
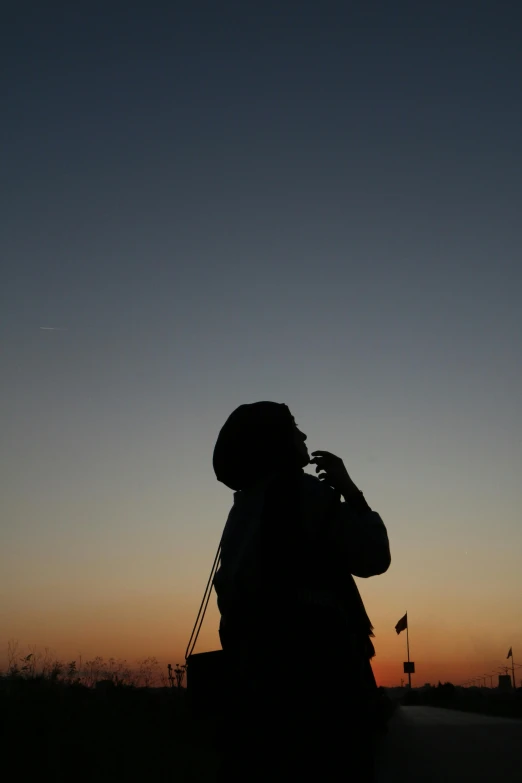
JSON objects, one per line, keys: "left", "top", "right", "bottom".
{"left": 39, "top": 326, "right": 67, "bottom": 331}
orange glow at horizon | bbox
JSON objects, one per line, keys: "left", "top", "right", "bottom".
{"left": 3, "top": 433, "right": 521, "bottom": 689}
{"left": 3, "top": 589, "right": 520, "bottom": 688}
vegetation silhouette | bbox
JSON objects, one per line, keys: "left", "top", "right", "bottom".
{"left": 1, "top": 644, "right": 218, "bottom": 782}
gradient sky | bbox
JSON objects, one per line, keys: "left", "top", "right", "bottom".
{"left": 2, "top": 1, "right": 521, "bottom": 686}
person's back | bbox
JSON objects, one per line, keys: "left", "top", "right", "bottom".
{"left": 212, "top": 401, "right": 391, "bottom": 782}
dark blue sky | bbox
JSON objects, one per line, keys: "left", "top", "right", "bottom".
{"left": 2, "top": 1, "right": 522, "bottom": 674}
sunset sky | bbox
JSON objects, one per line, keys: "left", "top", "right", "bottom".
{"left": 2, "top": 1, "right": 521, "bottom": 687}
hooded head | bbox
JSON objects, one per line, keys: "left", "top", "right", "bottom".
{"left": 212, "top": 401, "right": 309, "bottom": 491}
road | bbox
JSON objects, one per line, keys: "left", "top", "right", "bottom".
{"left": 375, "top": 706, "right": 522, "bottom": 782}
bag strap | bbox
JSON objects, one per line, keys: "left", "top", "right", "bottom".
{"left": 184, "top": 541, "right": 222, "bottom": 661}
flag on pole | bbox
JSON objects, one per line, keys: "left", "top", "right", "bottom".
{"left": 507, "top": 647, "right": 513, "bottom": 659}
{"left": 395, "top": 613, "right": 408, "bottom": 635}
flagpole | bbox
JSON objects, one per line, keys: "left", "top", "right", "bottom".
{"left": 406, "top": 612, "right": 411, "bottom": 688}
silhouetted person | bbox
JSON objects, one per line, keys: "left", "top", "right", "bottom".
{"left": 213, "top": 402, "right": 391, "bottom": 782}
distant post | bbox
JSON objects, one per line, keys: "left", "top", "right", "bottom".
{"left": 507, "top": 648, "right": 515, "bottom": 689}
{"left": 406, "top": 619, "right": 412, "bottom": 688}
{"left": 395, "top": 612, "right": 414, "bottom": 687}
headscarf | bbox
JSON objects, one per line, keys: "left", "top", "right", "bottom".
{"left": 212, "top": 401, "right": 302, "bottom": 491}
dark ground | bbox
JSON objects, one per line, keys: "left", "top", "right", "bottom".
{"left": 3, "top": 678, "right": 522, "bottom": 781}
{"left": 376, "top": 706, "right": 522, "bottom": 783}
{"left": 0, "top": 679, "right": 218, "bottom": 782}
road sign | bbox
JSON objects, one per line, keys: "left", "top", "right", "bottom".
{"left": 404, "top": 661, "right": 415, "bottom": 674}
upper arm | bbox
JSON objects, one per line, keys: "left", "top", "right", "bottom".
{"left": 330, "top": 501, "right": 391, "bottom": 578}
{"left": 299, "top": 473, "right": 390, "bottom": 577}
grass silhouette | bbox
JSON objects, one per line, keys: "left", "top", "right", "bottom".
{"left": 1, "top": 644, "right": 219, "bottom": 782}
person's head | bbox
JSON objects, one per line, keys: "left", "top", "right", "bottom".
{"left": 213, "top": 401, "right": 309, "bottom": 491}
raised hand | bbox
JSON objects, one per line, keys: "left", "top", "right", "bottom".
{"left": 309, "top": 450, "right": 359, "bottom": 497}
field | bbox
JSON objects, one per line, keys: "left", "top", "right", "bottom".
{"left": 1, "top": 674, "right": 219, "bottom": 782}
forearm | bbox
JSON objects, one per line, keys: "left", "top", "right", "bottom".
{"left": 340, "top": 482, "right": 372, "bottom": 514}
